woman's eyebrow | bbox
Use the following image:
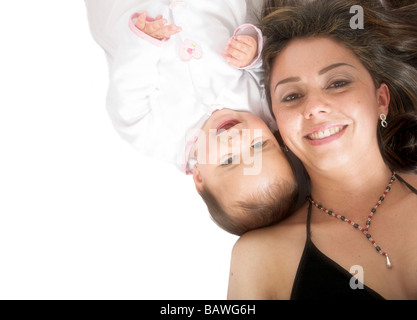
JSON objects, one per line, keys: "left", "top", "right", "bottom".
{"left": 274, "top": 63, "right": 357, "bottom": 92}
{"left": 274, "top": 77, "right": 301, "bottom": 92}
{"left": 318, "top": 62, "right": 356, "bottom": 75}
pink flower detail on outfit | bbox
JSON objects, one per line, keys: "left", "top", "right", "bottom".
{"left": 179, "top": 39, "right": 203, "bottom": 61}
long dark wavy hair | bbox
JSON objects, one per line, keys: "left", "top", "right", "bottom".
{"left": 260, "top": 0, "right": 417, "bottom": 173}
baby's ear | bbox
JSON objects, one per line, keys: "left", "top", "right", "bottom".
{"left": 192, "top": 165, "right": 204, "bottom": 193}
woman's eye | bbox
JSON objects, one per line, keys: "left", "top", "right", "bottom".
{"left": 329, "top": 80, "right": 349, "bottom": 89}
{"left": 282, "top": 93, "right": 301, "bottom": 102}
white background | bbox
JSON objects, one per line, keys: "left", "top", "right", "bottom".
{"left": 0, "top": 1, "right": 237, "bottom": 299}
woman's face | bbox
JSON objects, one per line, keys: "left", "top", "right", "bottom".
{"left": 269, "top": 37, "right": 389, "bottom": 173}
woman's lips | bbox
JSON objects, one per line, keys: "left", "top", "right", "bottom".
{"left": 305, "top": 125, "right": 348, "bottom": 145}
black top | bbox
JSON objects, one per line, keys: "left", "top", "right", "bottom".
{"left": 290, "top": 174, "right": 417, "bottom": 300}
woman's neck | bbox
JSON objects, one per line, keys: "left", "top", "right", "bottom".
{"left": 307, "top": 159, "right": 393, "bottom": 220}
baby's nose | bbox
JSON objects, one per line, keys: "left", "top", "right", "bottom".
{"left": 227, "top": 128, "right": 241, "bottom": 140}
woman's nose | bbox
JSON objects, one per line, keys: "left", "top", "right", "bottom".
{"left": 303, "top": 92, "right": 331, "bottom": 119}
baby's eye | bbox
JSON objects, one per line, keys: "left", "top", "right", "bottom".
{"left": 221, "top": 156, "right": 236, "bottom": 166}
{"left": 252, "top": 140, "right": 266, "bottom": 149}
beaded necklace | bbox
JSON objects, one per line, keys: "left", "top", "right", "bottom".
{"left": 307, "top": 172, "right": 396, "bottom": 269}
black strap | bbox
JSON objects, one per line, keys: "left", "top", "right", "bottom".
{"left": 306, "top": 199, "right": 312, "bottom": 241}
{"left": 395, "top": 174, "right": 417, "bottom": 195}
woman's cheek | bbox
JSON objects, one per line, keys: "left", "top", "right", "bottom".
{"left": 275, "top": 107, "right": 293, "bottom": 129}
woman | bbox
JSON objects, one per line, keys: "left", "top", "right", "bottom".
{"left": 228, "top": 0, "right": 417, "bottom": 300}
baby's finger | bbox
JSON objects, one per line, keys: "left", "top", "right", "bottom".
{"left": 228, "top": 38, "right": 249, "bottom": 52}
{"left": 221, "top": 51, "right": 241, "bottom": 68}
{"left": 235, "top": 35, "right": 257, "bottom": 47}
{"left": 226, "top": 46, "right": 246, "bottom": 61}
{"left": 225, "top": 56, "right": 244, "bottom": 68}
{"left": 146, "top": 18, "right": 168, "bottom": 34}
{"left": 221, "top": 51, "right": 232, "bottom": 60}
{"left": 152, "top": 24, "right": 181, "bottom": 39}
{"left": 135, "top": 11, "right": 148, "bottom": 30}
{"left": 165, "top": 24, "right": 182, "bottom": 37}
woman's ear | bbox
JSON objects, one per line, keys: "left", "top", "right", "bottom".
{"left": 377, "top": 83, "right": 390, "bottom": 116}
{"left": 192, "top": 164, "right": 204, "bottom": 193}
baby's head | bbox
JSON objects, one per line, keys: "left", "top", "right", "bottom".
{"left": 191, "top": 109, "right": 298, "bottom": 235}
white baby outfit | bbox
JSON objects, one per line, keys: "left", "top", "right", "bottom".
{"left": 85, "top": 0, "right": 276, "bottom": 173}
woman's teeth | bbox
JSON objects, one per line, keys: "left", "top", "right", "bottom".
{"left": 308, "top": 126, "right": 343, "bottom": 140}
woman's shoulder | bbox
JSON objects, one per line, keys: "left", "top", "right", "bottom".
{"left": 236, "top": 205, "right": 308, "bottom": 251}
{"left": 227, "top": 204, "right": 308, "bottom": 299}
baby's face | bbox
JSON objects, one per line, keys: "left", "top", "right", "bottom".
{"left": 193, "top": 109, "right": 295, "bottom": 220}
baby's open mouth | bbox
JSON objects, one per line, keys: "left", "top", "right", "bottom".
{"left": 216, "top": 119, "right": 241, "bottom": 134}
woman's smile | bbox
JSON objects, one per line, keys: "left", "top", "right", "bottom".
{"left": 305, "top": 124, "right": 348, "bottom": 145}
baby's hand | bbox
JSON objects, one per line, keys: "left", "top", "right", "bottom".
{"left": 222, "top": 35, "right": 258, "bottom": 68}
{"left": 135, "top": 11, "right": 182, "bottom": 40}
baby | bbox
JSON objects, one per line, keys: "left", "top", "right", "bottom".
{"left": 192, "top": 108, "right": 299, "bottom": 235}
{"left": 85, "top": 0, "right": 302, "bottom": 235}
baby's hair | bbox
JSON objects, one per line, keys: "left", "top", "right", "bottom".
{"left": 199, "top": 175, "right": 298, "bottom": 236}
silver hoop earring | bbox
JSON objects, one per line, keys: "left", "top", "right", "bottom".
{"left": 380, "top": 113, "right": 388, "bottom": 128}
